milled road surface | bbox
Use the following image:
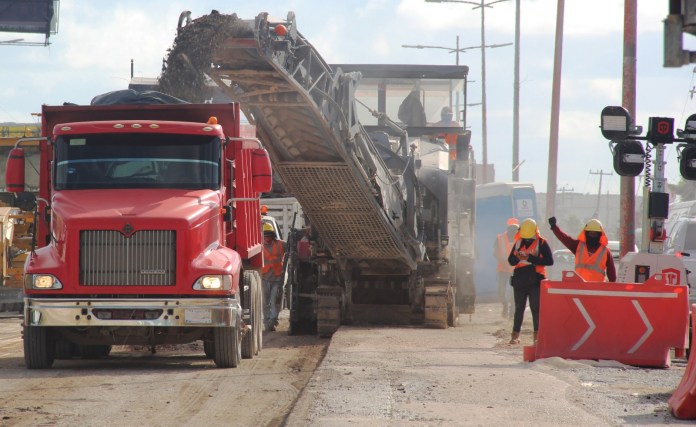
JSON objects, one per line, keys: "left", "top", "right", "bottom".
{"left": 288, "top": 304, "right": 692, "bottom": 426}
{"left": 0, "top": 305, "right": 693, "bottom": 426}
{"left": 0, "top": 312, "right": 327, "bottom": 427}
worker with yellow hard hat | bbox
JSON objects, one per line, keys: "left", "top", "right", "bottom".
{"left": 493, "top": 217, "right": 519, "bottom": 319}
{"left": 507, "top": 218, "right": 554, "bottom": 345}
{"left": 262, "top": 222, "right": 286, "bottom": 332}
{"left": 548, "top": 216, "right": 616, "bottom": 283}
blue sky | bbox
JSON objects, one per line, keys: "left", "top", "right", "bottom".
{"left": 0, "top": 0, "right": 692, "bottom": 197}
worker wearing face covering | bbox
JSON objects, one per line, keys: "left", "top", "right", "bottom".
{"left": 548, "top": 217, "right": 616, "bottom": 282}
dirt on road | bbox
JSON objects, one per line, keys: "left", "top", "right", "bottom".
{"left": 1, "top": 304, "right": 693, "bottom": 426}
{"left": 287, "top": 304, "right": 692, "bottom": 426}
{"left": 0, "top": 312, "right": 327, "bottom": 427}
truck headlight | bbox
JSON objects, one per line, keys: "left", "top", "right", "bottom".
{"left": 26, "top": 274, "right": 63, "bottom": 290}
{"left": 193, "top": 275, "right": 231, "bottom": 290}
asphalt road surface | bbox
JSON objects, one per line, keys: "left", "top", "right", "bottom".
{"left": 0, "top": 305, "right": 694, "bottom": 426}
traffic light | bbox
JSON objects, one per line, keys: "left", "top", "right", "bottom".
{"left": 679, "top": 144, "right": 696, "bottom": 180}
{"left": 610, "top": 140, "right": 644, "bottom": 177}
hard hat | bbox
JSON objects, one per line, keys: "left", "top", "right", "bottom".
{"left": 261, "top": 205, "right": 268, "bottom": 215}
{"left": 584, "top": 219, "right": 603, "bottom": 232}
{"left": 519, "top": 218, "right": 537, "bottom": 239}
{"left": 506, "top": 218, "right": 519, "bottom": 227}
{"left": 441, "top": 106, "right": 453, "bottom": 116}
{"left": 263, "top": 223, "right": 274, "bottom": 233}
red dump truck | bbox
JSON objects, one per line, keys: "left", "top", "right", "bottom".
{"left": 4, "top": 95, "right": 271, "bottom": 368}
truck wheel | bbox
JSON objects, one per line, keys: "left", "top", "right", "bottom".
{"left": 23, "top": 325, "right": 55, "bottom": 369}
{"left": 241, "top": 271, "right": 258, "bottom": 359}
{"left": 203, "top": 340, "right": 215, "bottom": 359}
{"left": 254, "top": 271, "right": 263, "bottom": 354}
{"left": 213, "top": 326, "right": 241, "bottom": 368}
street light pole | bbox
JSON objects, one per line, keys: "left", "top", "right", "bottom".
{"left": 512, "top": 0, "right": 520, "bottom": 182}
{"left": 425, "top": 0, "right": 511, "bottom": 184}
{"left": 480, "top": 0, "right": 489, "bottom": 183}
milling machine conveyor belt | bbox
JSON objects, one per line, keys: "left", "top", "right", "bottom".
{"left": 208, "top": 12, "right": 420, "bottom": 270}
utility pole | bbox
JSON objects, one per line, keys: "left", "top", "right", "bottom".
{"left": 557, "top": 184, "right": 574, "bottom": 209}
{"left": 590, "top": 169, "right": 613, "bottom": 218}
{"left": 621, "top": 0, "right": 637, "bottom": 257}
{"left": 545, "top": 0, "right": 564, "bottom": 221}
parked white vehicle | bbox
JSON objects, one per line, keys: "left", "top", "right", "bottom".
{"left": 664, "top": 217, "right": 696, "bottom": 287}
{"left": 607, "top": 240, "right": 638, "bottom": 263}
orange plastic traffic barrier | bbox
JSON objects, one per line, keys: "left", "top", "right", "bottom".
{"left": 534, "top": 271, "right": 688, "bottom": 367}
{"left": 669, "top": 304, "right": 696, "bottom": 419}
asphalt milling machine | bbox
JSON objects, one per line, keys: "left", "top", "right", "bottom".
{"left": 162, "top": 10, "right": 478, "bottom": 336}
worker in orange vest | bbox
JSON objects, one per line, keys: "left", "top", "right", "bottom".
{"left": 548, "top": 217, "right": 616, "bottom": 282}
{"left": 434, "top": 106, "right": 461, "bottom": 160}
{"left": 493, "top": 218, "right": 519, "bottom": 318}
{"left": 262, "top": 223, "right": 286, "bottom": 332}
{"left": 508, "top": 219, "right": 553, "bottom": 344}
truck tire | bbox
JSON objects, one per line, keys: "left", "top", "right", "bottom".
{"left": 241, "top": 271, "right": 259, "bottom": 359}
{"left": 213, "top": 326, "right": 240, "bottom": 368}
{"left": 254, "top": 271, "right": 263, "bottom": 354}
{"left": 23, "top": 325, "right": 55, "bottom": 369}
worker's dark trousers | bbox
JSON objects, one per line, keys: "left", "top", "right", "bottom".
{"left": 512, "top": 280, "right": 540, "bottom": 333}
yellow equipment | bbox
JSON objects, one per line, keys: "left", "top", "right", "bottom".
{"left": 0, "top": 206, "right": 33, "bottom": 288}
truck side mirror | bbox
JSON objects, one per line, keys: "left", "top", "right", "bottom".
{"left": 251, "top": 148, "right": 273, "bottom": 193}
{"left": 5, "top": 147, "right": 26, "bottom": 193}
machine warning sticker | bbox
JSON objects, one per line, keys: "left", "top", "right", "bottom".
{"left": 185, "top": 309, "right": 213, "bottom": 324}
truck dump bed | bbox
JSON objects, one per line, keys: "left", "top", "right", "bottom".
{"left": 206, "top": 12, "right": 421, "bottom": 273}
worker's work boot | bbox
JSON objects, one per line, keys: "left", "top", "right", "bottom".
{"left": 509, "top": 332, "right": 520, "bottom": 344}
{"left": 533, "top": 331, "right": 538, "bottom": 344}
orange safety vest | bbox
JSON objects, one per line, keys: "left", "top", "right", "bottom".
{"left": 496, "top": 233, "right": 515, "bottom": 274}
{"left": 263, "top": 240, "right": 285, "bottom": 277}
{"left": 513, "top": 237, "right": 547, "bottom": 276}
{"left": 443, "top": 133, "right": 457, "bottom": 160}
{"left": 574, "top": 242, "right": 608, "bottom": 282}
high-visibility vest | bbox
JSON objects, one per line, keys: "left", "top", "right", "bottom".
{"left": 497, "top": 233, "right": 514, "bottom": 273}
{"left": 443, "top": 133, "right": 457, "bottom": 160}
{"left": 575, "top": 242, "right": 608, "bottom": 282}
{"left": 263, "top": 240, "right": 285, "bottom": 277}
{"left": 513, "top": 237, "right": 546, "bottom": 276}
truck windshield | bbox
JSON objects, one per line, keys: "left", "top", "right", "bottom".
{"left": 54, "top": 133, "right": 221, "bottom": 190}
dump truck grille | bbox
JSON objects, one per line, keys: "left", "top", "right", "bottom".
{"left": 80, "top": 230, "right": 176, "bottom": 286}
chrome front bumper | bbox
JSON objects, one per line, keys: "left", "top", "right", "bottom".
{"left": 24, "top": 297, "right": 241, "bottom": 328}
